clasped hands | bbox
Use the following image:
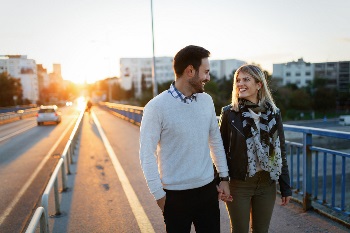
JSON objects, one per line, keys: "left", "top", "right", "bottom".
{"left": 217, "top": 181, "right": 232, "bottom": 202}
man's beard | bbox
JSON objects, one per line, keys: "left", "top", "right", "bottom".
{"left": 189, "top": 72, "right": 204, "bottom": 93}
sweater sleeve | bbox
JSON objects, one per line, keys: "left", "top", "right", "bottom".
{"left": 139, "top": 101, "right": 166, "bottom": 200}
{"left": 208, "top": 100, "right": 229, "bottom": 177}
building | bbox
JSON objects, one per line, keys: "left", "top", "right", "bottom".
{"left": 210, "top": 59, "right": 246, "bottom": 80}
{"left": 272, "top": 58, "right": 314, "bottom": 88}
{"left": 37, "top": 64, "right": 50, "bottom": 89}
{"left": 273, "top": 58, "right": 350, "bottom": 93}
{"left": 314, "top": 61, "right": 350, "bottom": 93}
{"left": 120, "top": 57, "right": 246, "bottom": 97}
{"left": 0, "top": 55, "right": 39, "bottom": 103}
{"left": 120, "top": 57, "right": 174, "bottom": 97}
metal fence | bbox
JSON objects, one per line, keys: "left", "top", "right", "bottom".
{"left": 0, "top": 108, "right": 39, "bottom": 124}
{"left": 283, "top": 125, "right": 350, "bottom": 218}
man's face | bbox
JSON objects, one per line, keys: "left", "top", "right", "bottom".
{"left": 189, "top": 58, "right": 210, "bottom": 93}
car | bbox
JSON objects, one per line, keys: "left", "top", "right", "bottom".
{"left": 36, "top": 105, "right": 61, "bottom": 126}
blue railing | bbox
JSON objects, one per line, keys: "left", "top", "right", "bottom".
{"left": 100, "top": 103, "right": 350, "bottom": 220}
{"left": 99, "top": 102, "right": 143, "bottom": 126}
{"left": 283, "top": 124, "right": 350, "bottom": 218}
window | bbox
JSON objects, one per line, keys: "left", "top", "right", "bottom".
{"left": 305, "top": 72, "right": 311, "bottom": 76}
{"left": 295, "top": 72, "right": 301, "bottom": 76}
{"left": 286, "top": 72, "right": 291, "bottom": 77}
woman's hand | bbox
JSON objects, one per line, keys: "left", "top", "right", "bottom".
{"left": 217, "top": 181, "right": 232, "bottom": 202}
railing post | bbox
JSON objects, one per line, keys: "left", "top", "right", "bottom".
{"left": 61, "top": 159, "right": 68, "bottom": 191}
{"left": 303, "top": 132, "right": 313, "bottom": 211}
{"left": 54, "top": 178, "right": 61, "bottom": 216}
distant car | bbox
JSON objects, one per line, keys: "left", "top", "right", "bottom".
{"left": 339, "top": 115, "right": 350, "bottom": 126}
{"left": 37, "top": 105, "right": 61, "bottom": 126}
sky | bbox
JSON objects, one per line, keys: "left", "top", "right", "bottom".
{"left": 1, "top": 0, "right": 350, "bottom": 84}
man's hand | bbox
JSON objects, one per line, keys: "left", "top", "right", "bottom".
{"left": 281, "top": 196, "right": 291, "bottom": 206}
{"left": 217, "top": 181, "right": 232, "bottom": 202}
{"left": 156, "top": 195, "right": 166, "bottom": 212}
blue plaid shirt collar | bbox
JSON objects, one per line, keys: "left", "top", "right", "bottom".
{"left": 168, "top": 81, "right": 197, "bottom": 104}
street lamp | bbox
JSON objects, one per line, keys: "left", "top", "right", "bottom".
{"left": 151, "top": 0, "right": 158, "bottom": 97}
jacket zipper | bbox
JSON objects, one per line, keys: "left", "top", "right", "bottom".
{"left": 228, "top": 130, "right": 232, "bottom": 159}
{"left": 231, "top": 123, "right": 244, "bottom": 137}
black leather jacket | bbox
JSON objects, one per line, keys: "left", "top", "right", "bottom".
{"left": 219, "top": 105, "right": 292, "bottom": 197}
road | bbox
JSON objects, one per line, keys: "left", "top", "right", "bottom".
{"left": 0, "top": 105, "right": 81, "bottom": 233}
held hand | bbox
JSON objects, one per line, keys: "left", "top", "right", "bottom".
{"left": 281, "top": 196, "right": 291, "bottom": 206}
{"left": 156, "top": 195, "right": 166, "bottom": 212}
{"left": 217, "top": 181, "right": 232, "bottom": 202}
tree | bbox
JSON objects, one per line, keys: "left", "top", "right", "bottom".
{"left": 0, "top": 72, "right": 23, "bottom": 107}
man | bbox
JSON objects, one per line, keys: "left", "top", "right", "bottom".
{"left": 139, "top": 45, "right": 230, "bottom": 233}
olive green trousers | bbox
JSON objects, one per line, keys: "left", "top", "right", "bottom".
{"left": 226, "top": 171, "right": 277, "bottom": 233}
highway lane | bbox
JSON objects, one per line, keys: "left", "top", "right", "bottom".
{"left": 0, "top": 105, "right": 82, "bottom": 233}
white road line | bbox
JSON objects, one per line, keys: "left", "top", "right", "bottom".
{"left": 0, "top": 119, "right": 76, "bottom": 226}
{"left": 0, "top": 123, "right": 37, "bottom": 142}
{"left": 92, "top": 111, "right": 155, "bottom": 233}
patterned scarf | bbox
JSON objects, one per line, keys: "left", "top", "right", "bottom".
{"left": 238, "top": 98, "right": 282, "bottom": 180}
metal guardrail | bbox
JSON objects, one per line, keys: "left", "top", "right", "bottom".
{"left": 99, "top": 102, "right": 143, "bottom": 126}
{"left": 283, "top": 124, "right": 350, "bottom": 218}
{"left": 0, "top": 108, "right": 39, "bottom": 124}
{"left": 25, "top": 110, "right": 84, "bottom": 233}
{"left": 25, "top": 207, "right": 47, "bottom": 233}
{"left": 101, "top": 103, "right": 350, "bottom": 221}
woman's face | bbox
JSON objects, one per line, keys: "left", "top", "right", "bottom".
{"left": 235, "top": 72, "right": 262, "bottom": 104}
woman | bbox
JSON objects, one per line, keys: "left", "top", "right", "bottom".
{"left": 219, "top": 64, "right": 292, "bottom": 233}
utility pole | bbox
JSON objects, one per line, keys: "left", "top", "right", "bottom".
{"left": 151, "top": 0, "right": 158, "bottom": 97}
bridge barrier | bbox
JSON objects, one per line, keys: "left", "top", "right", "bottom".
{"left": 25, "top": 207, "right": 47, "bottom": 233}
{"left": 100, "top": 103, "right": 350, "bottom": 224}
{"left": 99, "top": 102, "right": 143, "bottom": 126}
{"left": 0, "top": 107, "right": 39, "bottom": 124}
{"left": 283, "top": 125, "right": 350, "bottom": 223}
{"left": 25, "top": 110, "right": 84, "bottom": 233}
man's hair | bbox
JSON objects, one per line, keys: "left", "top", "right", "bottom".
{"left": 173, "top": 45, "right": 210, "bottom": 78}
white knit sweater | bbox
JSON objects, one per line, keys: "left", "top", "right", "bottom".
{"left": 139, "top": 91, "right": 229, "bottom": 200}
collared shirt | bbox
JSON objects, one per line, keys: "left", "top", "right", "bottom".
{"left": 167, "top": 81, "right": 197, "bottom": 104}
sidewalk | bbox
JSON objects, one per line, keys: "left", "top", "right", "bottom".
{"left": 48, "top": 109, "right": 349, "bottom": 233}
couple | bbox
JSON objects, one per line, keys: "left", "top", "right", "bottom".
{"left": 139, "top": 45, "right": 292, "bottom": 233}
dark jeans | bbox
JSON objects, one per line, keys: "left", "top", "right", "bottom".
{"left": 226, "top": 171, "right": 277, "bottom": 233}
{"left": 163, "top": 180, "right": 220, "bottom": 233}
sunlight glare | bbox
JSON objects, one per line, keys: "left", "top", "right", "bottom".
{"left": 76, "top": 96, "right": 86, "bottom": 111}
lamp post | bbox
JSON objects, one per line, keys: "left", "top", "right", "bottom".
{"left": 151, "top": 0, "right": 158, "bottom": 97}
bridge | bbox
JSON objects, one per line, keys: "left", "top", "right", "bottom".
{"left": 0, "top": 103, "right": 349, "bottom": 232}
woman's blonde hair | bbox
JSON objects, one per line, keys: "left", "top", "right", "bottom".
{"left": 231, "top": 64, "right": 278, "bottom": 113}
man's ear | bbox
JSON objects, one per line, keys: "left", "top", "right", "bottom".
{"left": 185, "top": 65, "right": 195, "bottom": 77}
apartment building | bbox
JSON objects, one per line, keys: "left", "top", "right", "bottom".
{"left": 314, "top": 61, "right": 350, "bottom": 93}
{"left": 120, "top": 57, "right": 246, "bottom": 97}
{"left": 120, "top": 57, "right": 174, "bottom": 97}
{"left": 210, "top": 59, "right": 246, "bottom": 80}
{"left": 272, "top": 58, "right": 314, "bottom": 88}
{"left": 0, "top": 55, "right": 39, "bottom": 103}
{"left": 273, "top": 58, "right": 350, "bottom": 93}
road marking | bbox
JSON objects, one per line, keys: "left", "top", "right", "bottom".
{"left": 0, "top": 118, "right": 76, "bottom": 226}
{"left": 92, "top": 111, "right": 155, "bottom": 233}
{"left": 0, "top": 123, "right": 37, "bottom": 142}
